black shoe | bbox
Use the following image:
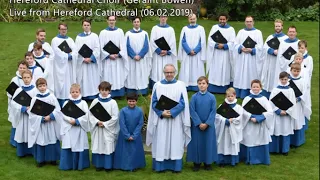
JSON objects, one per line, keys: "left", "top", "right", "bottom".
{"left": 105, "top": 168, "right": 112, "bottom": 172}
{"left": 96, "top": 167, "right": 103, "bottom": 171}
{"left": 204, "top": 164, "right": 212, "bottom": 171}
{"left": 282, "top": 152, "right": 289, "bottom": 156}
{"left": 172, "top": 170, "right": 181, "bottom": 173}
{"left": 156, "top": 170, "right": 165, "bottom": 173}
{"left": 50, "top": 161, "right": 57, "bottom": 165}
{"left": 130, "top": 169, "right": 137, "bottom": 172}
{"left": 193, "top": 163, "right": 201, "bottom": 172}
{"left": 219, "top": 164, "right": 225, "bottom": 168}
{"left": 37, "top": 162, "right": 45, "bottom": 167}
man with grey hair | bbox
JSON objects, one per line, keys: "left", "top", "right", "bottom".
{"left": 146, "top": 63, "right": 191, "bottom": 173}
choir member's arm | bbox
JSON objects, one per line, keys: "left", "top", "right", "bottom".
{"left": 189, "top": 96, "right": 202, "bottom": 126}
{"left": 151, "top": 90, "right": 164, "bottom": 118}
{"left": 132, "top": 110, "right": 144, "bottom": 140}
{"left": 119, "top": 109, "right": 131, "bottom": 140}
{"left": 193, "top": 39, "right": 202, "bottom": 54}
{"left": 181, "top": 33, "right": 192, "bottom": 55}
{"left": 99, "top": 32, "right": 110, "bottom": 60}
{"left": 126, "top": 37, "right": 136, "bottom": 59}
{"left": 138, "top": 34, "right": 149, "bottom": 58}
{"left": 169, "top": 93, "right": 185, "bottom": 118}
{"left": 204, "top": 96, "right": 217, "bottom": 127}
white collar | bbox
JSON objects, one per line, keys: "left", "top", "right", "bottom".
{"left": 224, "top": 98, "right": 237, "bottom": 104}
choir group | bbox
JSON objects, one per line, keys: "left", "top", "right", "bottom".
{"left": 6, "top": 12, "right": 313, "bottom": 173}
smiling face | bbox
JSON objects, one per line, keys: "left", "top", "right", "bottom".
{"left": 25, "top": 56, "right": 34, "bottom": 66}
{"left": 36, "top": 32, "right": 46, "bottom": 42}
{"left": 219, "top": 16, "right": 227, "bottom": 26}
{"left": 251, "top": 82, "right": 261, "bottom": 94}
{"left": 287, "top": 27, "right": 297, "bottom": 39}
{"left": 274, "top": 22, "right": 283, "bottom": 33}
{"left": 18, "top": 64, "right": 28, "bottom": 75}
{"left": 298, "top": 44, "right": 306, "bottom": 54}
{"left": 33, "top": 48, "right": 43, "bottom": 56}
{"left": 280, "top": 77, "right": 289, "bottom": 86}
{"left": 163, "top": 65, "right": 175, "bottom": 81}
{"left": 127, "top": 99, "right": 137, "bottom": 108}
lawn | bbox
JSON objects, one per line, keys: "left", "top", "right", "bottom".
{"left": 0, "top": 18, "right": 318, "bottom": 180}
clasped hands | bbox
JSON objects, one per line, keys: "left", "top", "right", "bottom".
{"left": 241, "top": 47, "right": 253, "bottom": 53}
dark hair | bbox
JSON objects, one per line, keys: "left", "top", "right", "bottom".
{"left": 18, "top": 60, "right": 28, "bottom": 67}
{"left": 98, "top": 81, "right": 111, "bottom": 91}
{"left": 33, "top": 42, "right": 43, "bottom": 50}
{"left": 197, "top": 76, "right": 209, "bottom": 84}
{"left": 36, "top": 78, "right": 47, "bottom": 87}
{"left": 245, "top": 15, "right": 254, "bottom": 21}
{"left": 251, "top": 79, "right": 262, "bottom": 88}
{"left": 288, "top": 25, "right": 297, "bottom": 32}
{"left": 126, "top": 93, "right": 138, "bottom": 101}
{"left": 218, "top": 12, "right": 229, "bottom": 20}
{"left": 298, "top": 40, "right": 307, "bottom": 48}
{"left": 24, "top": 52, "right": 34, "bottom": 58}
{"left": 279, "top": 71, "right": 289, "bottom": 79}
{"left": 107, "top": 16, "right": 117, "bottom": 20}
{"left": 132, "top": 16, "right": 141, "bottom": 22}
{"left": 290, "top": 63, "right": 301, "bottom": 71}
{"left": 82, "top": 18, "right": 92, "bottom": 25}
{"left": 58, "top": 22, "right": 68, "bottom": 29}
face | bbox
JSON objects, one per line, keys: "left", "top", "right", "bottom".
{"left": 36, "top": 32, "right": 46, "bottom": 42}
{"left": 298, "top": 44, "right": 306, "bottom": 54}
{"left": 127, "top": 99, "right": 137, "bottom": 108}
{"left": 33, "top": 48, "right": 42, "bottom": 56}
{"left": 280, "top": 77, "right": 288, "bottom": 85}
{"left": 99, "top": 89, "right": 110, "bottom": 97}
{"left": 219, "top": 16, "right": 227, "bottom": 26}
{"left": 291, "top": 69, "right": 301, "bottom": 77}
{"left": 251, "top": 83, "right": 261, "bottom": 94}
{"left": 287, "top": 28, "right": 297, "bottom": 39}
{"left": 188, "top": 14, "right": 197, "bottom": 24}
{"left": 108, "top": 16, "right": 116, "bottom": 27}
{"left": 245, "top": 17, "right": 254, "bottom": 29}
{"left": 294, "top": 57, "right": 303, "bottom": 64}
{"left": 163, "top": 66, "right": 175, "bottom": 81}
{"left": 226, "top": 93, "right": 236, "bottom": 102}
{"left": 37, "top": 84, "right": 47, "bottom": 93}
{"left": 25, "top": 56, "right": 34, "bottom": 66}
{"left": 70, "top": 88, "right": 80, "bottom": 99}
{"left": 82, "top": 22, "right": 91, "bottom": 32}
{"left": 18, "top": 64, "right": 28, "bottom": 75}
{"left": 133, "top": 18, "right": 140, "bottom": 29}
{"left": 22, "top": 74, "right": 32, "bottom": 85}
{"left": 274, "top": 22, "right": 283, "bottom": 33}
{"left": 197, "top": 80, "right": 208, "bottom": 92}
{"left": 59, "top": 25, "right": 68, "bottom": 36}
{"left": 159, "top": 16, "right": 167, "bottom": 24}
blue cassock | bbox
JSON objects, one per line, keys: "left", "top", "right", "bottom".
{"left": 186, "top": 91, "right": 218, "bottom": 164}
{"left": 113, "top": 106, "right": 146, "bottom": 171}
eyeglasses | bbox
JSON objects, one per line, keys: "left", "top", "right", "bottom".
{"left": 164, "top": 72, "right": 175, "bottom": 74}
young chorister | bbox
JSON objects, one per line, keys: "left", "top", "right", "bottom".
{"left": 215, "top": 88, "right": 244, "bottom": 166}
{"left": 32, "top": 42, "right": 55, "bottom": 93}
{"left": 240, "top": 79, "right": 273, "bottom": 165}
{"left": 288, "top": 63, "right": 311, "bottom": 147}
{"left": 186, "top": 76, "right": 217, "bottom": 171}
{"left": 113, "top": 93, "right": 146, "bottom": 171}
{"left": 89, "top": 81, "right": 120, "bottom": 172}
{"left": 7, "top": 60, "right": 29, "bottom": 147}
{"left": 24, "top": 52, "right": 44, "bottom": 83}
{"left": 28, "top": 78, "right": 62, "bottom": 167}
{"left": 9, "top": 70, "right": 37, "bottom": 157}
{"left": 59, "top": 84, "right": 90, "bottom": 171}
{"left": 269, "top": 72, "right": 297, "bottom": 155}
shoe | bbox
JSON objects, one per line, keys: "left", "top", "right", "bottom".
{"left": 105, "top": 168, "right": 112, "bottom": 172}
{"left": 37, "top": 162, "right": 45, "bottom": 167}
{"left": 50, "top": 161, "right": 57, "bottom": 165}
{"left": 204, "top": 164, "right": 212, "bottom": 171}
{"left": 172, "top": 171, "right": 181, "bottom": 173}
{"left": 282, "top": 152, "right": 288, "bottom": 156}
{"left": 96, "top": 167, "right": 103, "bottom": 171}
{"left": 193, "top": 163, "right": 201, "bottom": 172}
{"left": 219, "top": 164, "right": 225, "bottom": 168}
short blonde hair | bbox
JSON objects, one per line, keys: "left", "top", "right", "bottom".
{"left": 226, "top": 87, "right": 236, "bottom": 96}
{"left": 294, "top": 52, "right": 303, "bottom": 61}
{"left": 290, "top": 63, "right": 301, "bottom": 71}
{"left": 274, "top": 19, "right": 283, "bottom": 25}
{"left": 70, "top": 83, "right": 81, "bottom": 92}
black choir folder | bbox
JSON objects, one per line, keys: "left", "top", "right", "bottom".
{"left": 271, "top": 92, "right": 293, "bottom": 111}
{"left": 6, "top": 82, "right": 19, "bottom": 96}
{"left": 243, "top": 98, "right": 266, "bottom": 115}
{"left": 217, "top": 102, "right": 240, "bottom": 119}
{"left": 61, "top": 100, "right": 85, "bottom": 119}
{"left": 58, "top": 40, "right": 72, "bottom": 54}
{"left": 78, "top": 44, "right": 93, "bottom": 58}
{"left": 155, "top": 95, "right": 179, "bottom": 111}
{"left": 282, "top": 46, "right": 296, "bottom": 60}
{"left": 211, "top": 30, "right": 228, "bottom": 44}
{"left": 242, "top": 36, "right": 257, "bottom": 48}
{"left": 90, "top": 102, "right": 111, "bottom": 122}
{"left": 103, "top": 41, "right": 120, "bottom": 54}
{"left": 267, "top": 37, "right": 280, "bottom": 49}
{"left": 31, "top": 99, "right": 55, "bottom": 116}
{"left": 13, "top": 90, "right": 32, "bottom": 107}
{"left": 154, "top": 37, "right": 171, "bottom": 51}
{"left": 289, "top": 80, "right": 303, "bottom": 97}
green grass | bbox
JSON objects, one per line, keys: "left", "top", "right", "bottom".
{"left": 0, "top": 18, "right": 318, "bottom": 180}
